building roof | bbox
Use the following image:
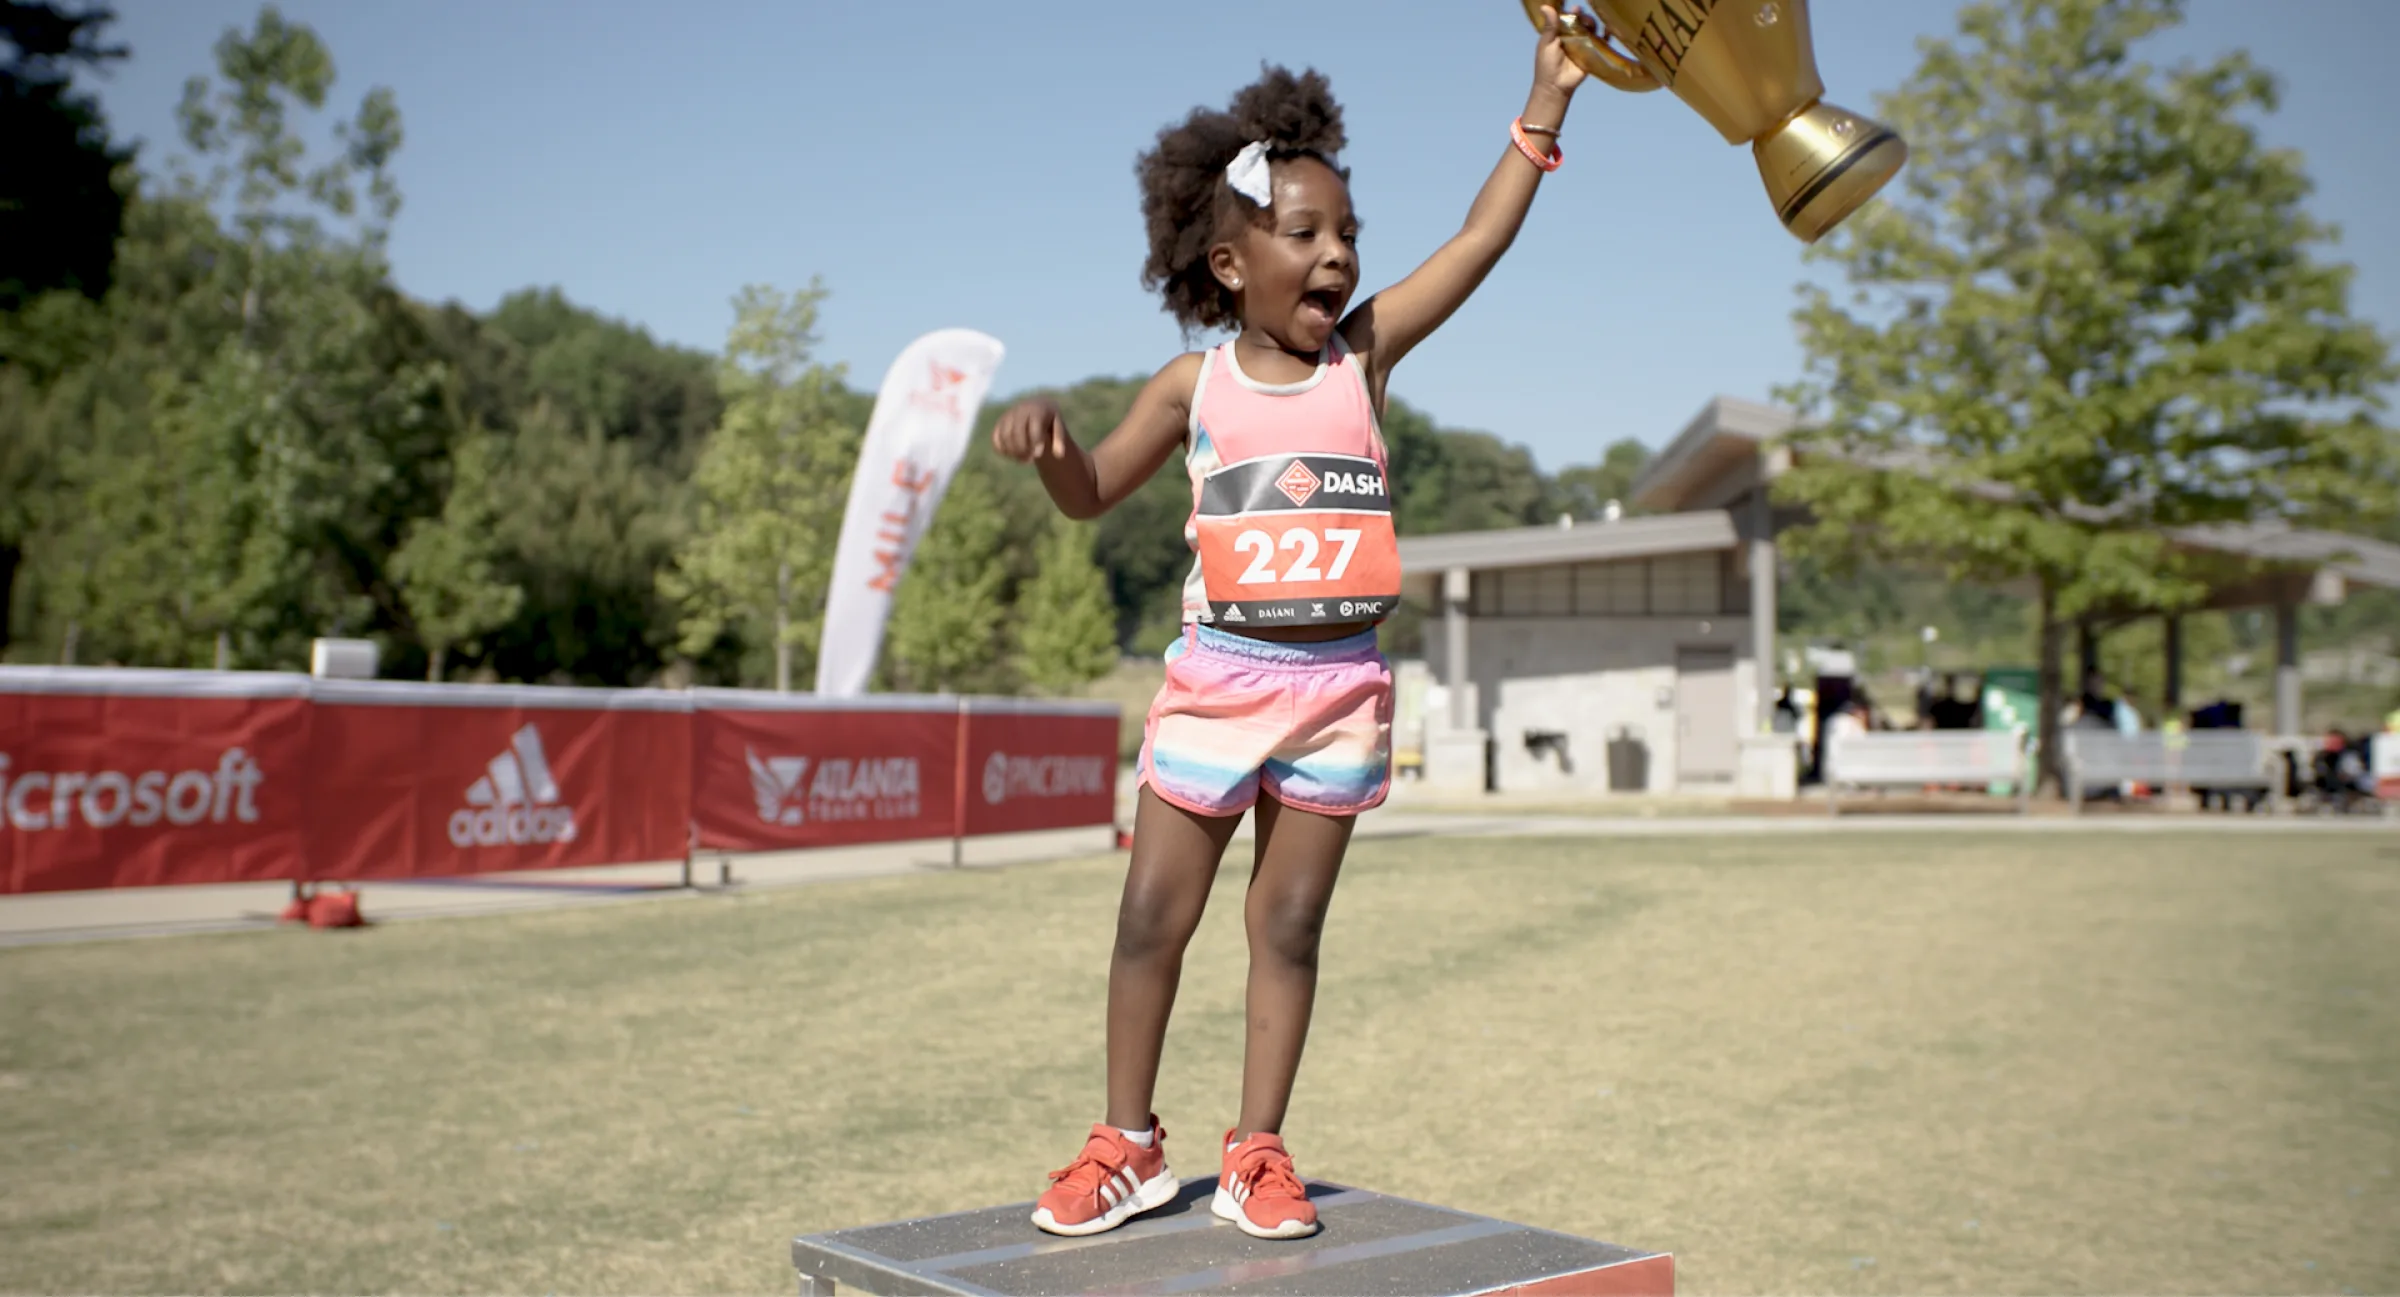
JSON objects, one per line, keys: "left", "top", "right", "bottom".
{"left": 1630, "top": 396, "right": 1792, "bottom": 513}
{"left": 1628, "top": 394, "right": 2400, "bottom": 594}
{"left": 2174, "top": 519, "right": 2400, "bottom": 592}
{"left": 1397, "top": 510, "right": 1739, "bottom": 575}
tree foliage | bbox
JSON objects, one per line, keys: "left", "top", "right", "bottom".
{"left": 660, "top": 283, "right": 856, "bottom": 688}
{"left": 11, "top": 7, "right": 442, "bottom": 670}
{"left": 1013, "top": 513, "right": 1120, "bottom": 695}
{"left": 1775, "top": 0, "right": 2396, "bottom": 782}
{"left": 0, "top": 1, "right": 130, "bottom": 313}
{"left": 18, "top": 1, "right": 2195, "bottom": 705}
{"left": 390, "top": 432, "right": 522, "bottom": 680}
{"left": 882, "top": 467, "right": 1011, "bottom": 694}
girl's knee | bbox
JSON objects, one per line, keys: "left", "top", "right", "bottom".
{"left": 1252, "top": 894, "right": 1329, "bottom": 969}
{"left": 1115, "top": 885, "right": 1200, "bottom": 964}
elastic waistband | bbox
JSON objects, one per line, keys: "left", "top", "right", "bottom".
{"left": 1188, "top": 622, "right": 1381, "bottom": 666}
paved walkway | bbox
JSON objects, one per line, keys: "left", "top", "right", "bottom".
{"left": 2, "top": 803, "right": 2386, "bottom": 949}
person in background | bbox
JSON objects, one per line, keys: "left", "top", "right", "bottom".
{"left": 1829, "top": 687, "right": 1873, "bottom": 739}
{"left": 2076, "top": 669, "right": 2118, "bottom": 730}
{"left": 1929, "top": 674, "right": 1980, "bottom": 730}
{"left": 2112, "top": 690, "right": 2143, "bottom": 737}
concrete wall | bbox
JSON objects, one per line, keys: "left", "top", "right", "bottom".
{"left": 1420, "top": 615, "right": 1757, "bottom": 794}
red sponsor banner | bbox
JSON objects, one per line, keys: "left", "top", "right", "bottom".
{"left": 4, "top": 669, "right": 1119, "bottom": 895}
{"left": 689, "top": 690, "right": 958, "bottom": 851}
{"left": 1, "top": 669, "right": 313, "bottom": 894}
{"left": 960, "top": 700, "right": 1119, "bottom": 837}
{"left": 304, "top": 682, "right": 690, "bottom": 880}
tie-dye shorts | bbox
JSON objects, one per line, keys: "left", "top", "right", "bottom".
{"left": 1138, "top": 623, "right": 1393, "bottom": 818}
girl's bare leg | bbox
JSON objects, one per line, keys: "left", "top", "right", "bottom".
{"left": 1232, "top": 791, "right": 1352, "bottom": 1139}
{"left": 1104, "top": 786, "right": 1244, "bottom": 1132}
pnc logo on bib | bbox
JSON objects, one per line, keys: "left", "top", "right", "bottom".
{"left": 448, "top": 723, "right": 578, "bottom": 848}
{"left": 1274, "top": 461, "right": 1321, "bottom": 507}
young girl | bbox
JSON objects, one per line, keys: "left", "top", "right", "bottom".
{"left": 993, "top": 8, "right": 1587, "bottom": 1242}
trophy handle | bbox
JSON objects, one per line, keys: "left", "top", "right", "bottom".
{"left": 1518, "top": 1, "right": 1660, "bottom": 93}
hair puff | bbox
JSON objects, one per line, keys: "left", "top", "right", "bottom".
{"left": 1136, "top": 65, "right": 1349, "bottom": 335}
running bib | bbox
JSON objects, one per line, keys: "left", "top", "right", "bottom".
{"left": 1193, "top": 453, "right": 1401, "bottom": 626}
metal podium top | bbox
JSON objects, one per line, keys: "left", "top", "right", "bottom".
{"left": 790, "top": 1176, "right": 1671, "bottom": 1296}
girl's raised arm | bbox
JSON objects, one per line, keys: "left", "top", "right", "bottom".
{"left": 1342, "top": 6, "right": 1586, "bottom": 401}
{"left": 991, "top": 351, "right": 1205, "bottom": 520}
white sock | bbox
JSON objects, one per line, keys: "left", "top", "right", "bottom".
{"left": 1117, "top": 1126, "right": 1154, "bottom": 1148}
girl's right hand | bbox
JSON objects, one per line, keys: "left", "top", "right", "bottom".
{"left": 992, "top": 397, "right": 1069, "bottom": 463}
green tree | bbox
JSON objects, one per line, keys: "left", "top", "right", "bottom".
{"left": 1014, "top": 512, "right": 1119, "bottom": 695}
{"left": 1384, "top": 398, "right": 1553, "bottom": 535}
{"left": 37, "top": 3, "right": 435, "bottom": 670}
{"left": 0, "top": 1, "right": 131, "bottom": 313}
{"left": 483, "top": 286, "right": 722, "bottom": 470}
{"left": 1549, "top": 438, "right": 1653, "bottom": 520}
{"left": 1774, "top": 0, "right": 2395, "bottom": 789}
{"left": 390, "top": 433, "right": 522, "bottom": 680}
{"left": 882, "top": 468, "right": 1010, "bottom": 694}
{"left": 1, "top": 1, "right": 129, "bottom": 656}
{"left": 415, "top": 290, "right": 720, "bottom": 686}
{"left": 661, "top": 282, "right": 856, "bottom": 690}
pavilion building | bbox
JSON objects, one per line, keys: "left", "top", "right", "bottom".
{"left": 1398, "top": 396, "right": 2400, "bottom": 798}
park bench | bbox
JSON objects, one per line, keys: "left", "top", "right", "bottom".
{"left": 2061, "top": 730, "right": 2272, "bottom": 813}
{"left": 1823, "top": 729, "right": 2031, "bottom": 816}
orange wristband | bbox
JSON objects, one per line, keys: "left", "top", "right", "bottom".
{"left": 1510, "top": 117, "right": 1563, "bottom": 172}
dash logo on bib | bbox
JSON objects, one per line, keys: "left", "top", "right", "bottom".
{"left": 1274, "top": 461, "right": 1321, "bottom": 507}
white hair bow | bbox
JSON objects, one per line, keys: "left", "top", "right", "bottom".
{"left": 1225, "top": 141, "right": 1273, "bottom": 208}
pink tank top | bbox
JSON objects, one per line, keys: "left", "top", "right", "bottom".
{"left": 1180, "top": 337, "right": 1400, "bottom": 628}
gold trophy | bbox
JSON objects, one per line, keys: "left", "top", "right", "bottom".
{"left": 1519, "top": 0, "right": 1907, "bottom": 242}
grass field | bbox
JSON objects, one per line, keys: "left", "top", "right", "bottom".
{"left": 3, "top": 830, "right": 2396, "bottom": 1294}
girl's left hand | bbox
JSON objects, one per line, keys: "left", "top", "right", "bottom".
{"left": 1532, "top": 5, "right": 1589, "bottom": 98}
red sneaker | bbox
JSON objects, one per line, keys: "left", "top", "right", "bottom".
{"left": 1031, "top": 1118, "right": 1177, "bottom": 1237}
{"left": 1213, "top": 1129, "right": 1319, "bottom": 1239}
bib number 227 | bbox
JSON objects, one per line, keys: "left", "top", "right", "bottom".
{"left": 1232, "top": 527, "right": 1360, "bottom": 585}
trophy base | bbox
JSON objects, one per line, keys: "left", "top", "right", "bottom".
{"left": 1754, "top": 101, "right": 1909, "bottom": 244}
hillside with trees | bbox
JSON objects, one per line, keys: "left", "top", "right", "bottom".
{"left": 3, "top": 1, "right": 2391, "bottom": 734}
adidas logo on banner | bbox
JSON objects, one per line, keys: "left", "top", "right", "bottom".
{"left": 448, "top": 723, "right": 579, "bottom": 848}
{"left": 746, "top": 748, "right": 810, "bottom": 826}
{"left": 1222, "top": 605, "right": 1245, "bottom": 622}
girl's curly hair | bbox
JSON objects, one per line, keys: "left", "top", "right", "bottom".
{"left": 1136, "top": 65, "right": 1349, "bottom": 335}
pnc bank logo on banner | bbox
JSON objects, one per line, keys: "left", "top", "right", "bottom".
{"left": 449, "top": 724, "right": 578, "bottom": 848}
{"left": 0, "top": 749, "right": 265, "bottom": 832}
{"left": 982, "top": 751, "right": 1110, "bottom": 805}
{"left": 745, "top": 747, "right": 921, "bottom": 825}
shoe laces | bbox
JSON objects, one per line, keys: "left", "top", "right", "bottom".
{"left": 1048, "top": 1134, "right": 1129, "bottom": 1194}
{"left": 1233, "top": 1142, "right": 1307, "bottom": 1202}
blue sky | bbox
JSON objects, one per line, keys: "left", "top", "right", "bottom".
{"left": 90, "top": 0, "right": 2400, "bottom": 471}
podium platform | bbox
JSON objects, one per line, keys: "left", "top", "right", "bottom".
{"left": 791, "top": 1176, "right": 1671, "bottom": 1296}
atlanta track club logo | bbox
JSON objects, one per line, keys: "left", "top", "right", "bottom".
{"left": 448, "top": 724, "right": 578, "bottom": 848}
{"left": 746, "top": 748, "right": 811, "bottom": 826}
{"left": 748, "top": 747, "right": 922, "bottom": 825}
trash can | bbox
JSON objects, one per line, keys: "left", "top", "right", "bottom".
{"left": 1606, "top": 726, "right": 1649, "bottom": 793}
